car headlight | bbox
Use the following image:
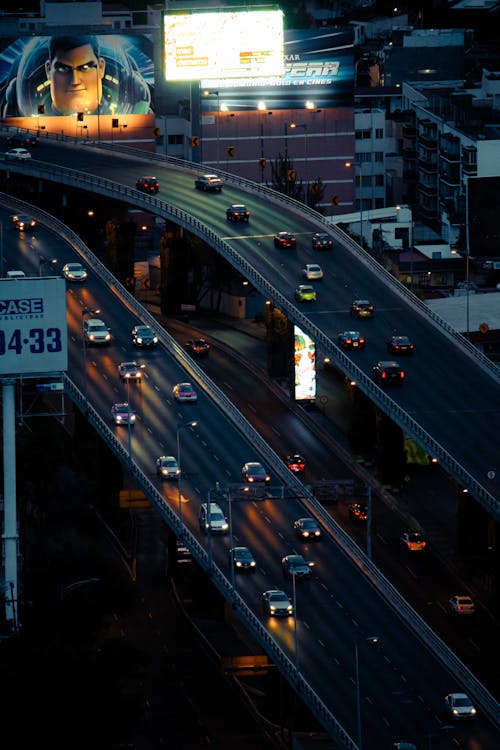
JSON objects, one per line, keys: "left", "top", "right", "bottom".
{"left": 236, "top": 561, "right": 242, "bottom": 567}
{"left": 453, "top": 709, "right": 459, "bottom": 715}
{"left": 270, "top": 606, "right": 276, "bottom": 612}
{"left": 222, "top": 522, "right": 229, "bottom": 531}
{"left": 471, "top": 708, "right": 476, "bottom": 714}
{"left": 250, "top": 561, "right": 256, "bottom": 567}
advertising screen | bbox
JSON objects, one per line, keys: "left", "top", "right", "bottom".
{"left": 0, "top": 278, "right": 67, "bottom": 375}
{"left": 201, "top": 28, "right": 354, "bottom": 110}
{"left": 164, "top": 9, "right": 284, "bottom": 81}
{"left": 468, "top": 176, "right": 500, "bottom": 258}
{"left": 294, "top": 325, "right": 316, "bottom": 402}
{"left": 0, "top": 34, "right": 154, "bottom": 118}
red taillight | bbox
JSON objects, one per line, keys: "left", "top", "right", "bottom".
{"left": 381, "top": 371, "right": 387, "bottom": 379}
{"left": 401, "top": 371, "right": 405, "bottom": 379}
{"left": 359, "top": 338, "right": 365, "bottom": 345}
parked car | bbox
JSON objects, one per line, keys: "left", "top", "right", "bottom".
{"left": 173, "top": 382, "right": 197, "bottom": 402}
{"left": 131, "top": 324, "right": 158, "bottom": 348}
{"left": 262, "top": 589, "right": 293, "bottom": 617}
{"left": 448, "top": 595, "right": 475, "bottom": 615}
{"left": 372, "top": 361, "right": 405, "bottom": 386}
{"left": 226, "top": 204, "right": 250, "bottom": 222}
{"left": 136, "top": 176, "right": 159, "bottom": 193}
{"left": 62, "top": 262, "right": 87, "bottom": 282}
{"left": 311, "top": 232, "right": 333, "bottom": 250}
{"left": 156, "top": 455, "right": 181, "bottom": 479}
{"left": 302, "top": 263, "right": 323, "bottom": 280}
{"left": 195, "top": 174, "right": 223, "bottom": 191}
{"left": 444, "top": 692, "right": 477, "bottom": 720}
{"left": 387, "top": 335, "right": 414, "bottom": 355}
{"left": 337, "top": 331, "right": 365, "bottom": 350}
{"left": 351, "top": 299, "right": 374, "bottom": 318}
{"left": 274, "top": 231, "right": 296, "bottom": 249}
{"left": 111, "top": 402, "right": 136, "bottom": 425}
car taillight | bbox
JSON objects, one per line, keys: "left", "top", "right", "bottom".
{"left": 381, "top": 371, "right": 387, "bottom": 379}
{"left": 359, "top": 338, "right": 365, "bottom": 345}
{"left": 400, "top": 371, "right": 405, "bottom": 378}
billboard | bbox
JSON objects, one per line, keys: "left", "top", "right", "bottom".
{"left": 294, "top": 325, "right": 316, "bottom": 402}
{"left": 0, "top": 278, "right": 67, "bottom": 375}
{"left": 201, "top": 28, "right": 354, "bottom": 111}
{"left": 0, "top": 34, "right": 154, "bottom": 118}
{"left": 468, "top": 176, "right": 500, "bottom": 258}
{"left": 164, "top": 9, "right": 284, "bottom": 81}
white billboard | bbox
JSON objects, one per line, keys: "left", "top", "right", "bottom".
{"left": 0, "top": 277, "right": 67, "bottom": 375}
{"left": 294, "top": 325, "right": 316, "bottom": 402}
{"left": 164, "top": 9, "right": 284, "bottom": 82}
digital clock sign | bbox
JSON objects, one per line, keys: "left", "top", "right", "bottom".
{"left": 0, "top": 277, "right": 67, "bottom": 376}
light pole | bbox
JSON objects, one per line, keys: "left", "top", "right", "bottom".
{"left": 38, "top": 255, "right": 58, "bottom": 277}
{"left": 465, "top": 175, "right": 470, "bottom": 339}
{"left": 292, "top": 570, "right": 299, "bottom": 670}
{"left": 176, "top": 420, "right": 198, "bottom": 529}
{"left": 355, "top": 635, "right": 379, "bottom": 750}
{"left": 203, "top": 89, "right": 220, "bottom": 166}
{"left": 345, "top": 161, "right": 363, "bottom": 247}
{"left": 290, "top": 122, "right": 307, "bottom": 203}
{"left": 81, "top": 308, "right": 100, "bottom": 406}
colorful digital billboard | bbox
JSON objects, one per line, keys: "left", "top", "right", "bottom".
{"left": 294, "top": 325, "right": 316, "bottom": 402}
{"left": 164, "top": 9, "right": 284, "bottom": 82}
{"left": 0, "top": 34, "right": 154, "bottom": 118}
{"left": 201, "top": 28, "right": 354, "bottom": 111}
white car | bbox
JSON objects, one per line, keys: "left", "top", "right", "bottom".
{"left": 5, "top": 147, "right": 32, "bottom": 160}
{"left": 83, "top": 318, "right": 111, "bottom": 345}
{"left": 173, "top": 382, "right": 197, "bottom": 402}
{"left": 444, "top": 692, "right": 477, "bottom": 719}
{"left": 302, "top": 263, "right": 324, "bottom": 280}
{"left": 448, "top": 595, "right": 475, "bottom": 615}
{"left": 111, "top": 402, "right": 136, "bottom": 425}
{"left": 117, "top": 361, "right": 144, "bottom": 382}
{"left": 262, "top": 589, "right": 293, "bottom": 617}
{"left": 62, "top": 262, "right": 88, "bottom": 282}
{"left": 156, "top": 455, "right": 180, "bottom": 479}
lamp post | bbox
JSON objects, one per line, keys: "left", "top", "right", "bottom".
{"left": 38, "top": 255, "right": 58, "bottom": 277}
{"left": 203, "top": 89, "right": 220, "bottom": 166}
{"left": 81, "top": 308, "right": 100, "bottom": 406}
{"left": 176, "top": 420, "right": 198, "bottom": 529}
{"left": 355, "top": 636, "right": 379, "bottom": 750}
{"left": 290, "top": 122, "right": 307, "bottom": 203}
{"left": 465, "top": 175, "right": 470, "bottom": 339}
{"left": 345, "top": 161, "right": 363, "bottom": 247}
{"left": 291, "top": 570, "right": 299, "bottom": 670}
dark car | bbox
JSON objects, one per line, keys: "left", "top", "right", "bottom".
{"left": 351, "top": 299, "right": 375, "bottom": 319}
{"left": 294, "top": 517, "right": 321, "bottom": 541}
{"left": 226, "top": 204, "right": 250, "bottom": 222}
{"left": 282, "top": 554, "right": 314, "bottom": 580}
{"left": 195, "top": 174, "right": 223, "bottom": 191}
{"left": 274, "top": 231, "right": 296, "bottom": 249}
{"left": 12, "top": 214, "right": 36, "bottom": 231}
{"left": 242, "top": 461, "right": 270, "bottom": 483}
{"left": 387, "top": 335, "right": 414, "bottom": 355}
{"left": 7, "top": 134, "right": 39, "bottom": 148}
{"left": 284, "top": 454, "right": 305, "bottom": 473}
{"left": 136, "top": 176, "right": 159, "bottom": 193}
{"left": 348, "top": 503, "right": 368, "bottom": 523}
{"left": 372, "top": 360, "right": 405, "bottom": 386}
{"left": 185, "top": 338, "right": 211, "bottom": 356}
{"left": 229, "top": 546, "right": 256, "bottom": 572}
{"left": 117, "top": 361, "right": 144, "bottom": 382}
{"left": 337, "top": 331, "right": 365, "bottom": 350}
{"left": 131, "top": 325, "right": 158, "bottom": 348}
{"left": 311, "top": 232, "right": 333, "bottom": 250}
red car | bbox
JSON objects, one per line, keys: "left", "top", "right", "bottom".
{"left": 284, "top": 454, "right": 305, "bottom": 473}
{"left": 274, "top": 231, "right": 296, "bottom": 249}
{"left": 136, "top": 176, "right": 159, "bottom": 193}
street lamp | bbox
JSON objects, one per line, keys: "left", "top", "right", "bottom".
{"left": 290, "top": 122, "right": 308, "bottom": 201}
{"left": 257, "top": 102, "right": 272, "bottom": 183}
{"left": 38, "top": 255, "right": 58, "bottom": 277}
{"left": 0, "top": 221, "right": 4, "bottom": 278}
{"left": 292, "top": 570, "right": 299, "bottom": 670}
{"left": 203, "top": 89, "right": 220, "bottom": 166}
{"left": 355, "top": 635, "right": 379, "bottom": 750}
{"left": 346, "top": 160, "right": 363, "bottom": 248}
{"left": 81, "top": 308, "right": 100, "bottom": 406}
{"left": 176, "top": 419, "right": 198, "bottom": 528}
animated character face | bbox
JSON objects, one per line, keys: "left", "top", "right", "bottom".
{"left": 45, "top": 43, "right": 105, "bottom": 115}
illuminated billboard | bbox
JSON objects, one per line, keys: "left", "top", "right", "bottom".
{"left": 201, "top": 28, "right": 354, "bottom": 110}
{"left": 0, "top": 278, "right": 67, "bottom": 376}
{"left": 294, "top": 326, "right": 316, "bottom": 402}
{"left": 164, "top": 9, "right": 284, "bottom": 82}
{"left": 0, "top": 34, "right": 154, "bottom": 118}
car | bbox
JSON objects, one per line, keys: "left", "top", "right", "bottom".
{"left": 195, "top": 174, "right": 223, "bottom": 191}
{"left": 198, "top": 502, "right": 228, "bottom": 534}
{"left": 387, "top": 335, "right": 414, "bottom": 355}
{"left": 229, "top": 546, "right": 256, "bottom": 572}
{"left": 185, "top": 338, "right": 211, "bottom": 356}
{"left": 5, "top": 147, "right": 32, "bottom": 161}
{"left": 302, "top": 263, "right": 323, "bottom": 280}
{"left": 156, "top": 455, "right": 181, "bottom": 479}
{"left": 400, "top": 531, "right": 426, "bottom": 551}
{"left": 274, "top": 231, "right": 296, "bottom": 249}
{"left": 136, "top": 176, "right": 159, "bottom": 193}
{"left": 351, "top": 299, "right": 374, "bottom": 318}
{"left": 131, "top": 324, "right": 158, "bottom": 348}
{"left": 173, "top": 382, "right": 197, "bottom": 402}
{"left": 111, "top": 402, "right": 136, "bottom": 425}
{"left": 6, "top": 270, "right": 26, "bottom": 279}
{"left": 83, "top": 318, "right": 112, "bottom": 345}
{"left": 7, "top": 134, "right": 39, "bottom": 148}
{"left": 337, "top": 331, "right": 365, "bottom": 350}
{"left": 262, "top": 589, "right": 293, "bottom": 617}
{"left": 282, "top": 554, "right": 314, "bottom": 580}
{"left": 294, "top": 517, "right": 321, "bottom": 541}
{"left": 117, "top": 361, "right": 144, "bottom": 382}
{"left": 444, "top": 692, "right": 477, "bottom": 720}
{"left": 284, "top": 454, "right": 305, "bottom": 474}
{"left": 448, "top": 595, "right": 475, "bottom": 615}
{"left": 348, "top": 503, "right": 368, "bottom": 523}
{"left": 226, "top": 204, "right": 250, "bottom": 222}
{"left": 372, "top": 360, "right": 405, "bottom": 386}
{"left": 294, "top": 284, "right": 316, "bottom": 302}
{"left": 12, "top": 214, "right": 36, "bottom": 231}
{"left": 311, "top": 232, "right": 333, "bottom": 250}
{"left": 62, "top": 262, "right": 87, "bottom": 282}
{"left": 241, "top": 461, "right": 270, "bottom": 483}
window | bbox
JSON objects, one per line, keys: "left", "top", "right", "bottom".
{"left": 355, "top": 129, "right": 371, "bottom": 140}
{"left": 375, "top": 175, "right": 384, "bottom": 186}
{"left": 168, "top": 134, "right": 184, "bottom": 145}
{"left": 374, "top": 152, "right": 384, "bottom": 162}
{"left": 375, "top": 128, "right": 384, "bottom": 138}
{"left": 359, "top": 152, "right": 372, "bottom": 163}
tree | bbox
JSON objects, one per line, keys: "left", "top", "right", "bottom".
{"left": 267, "top": 152, "right": 304, "bottom": 202}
